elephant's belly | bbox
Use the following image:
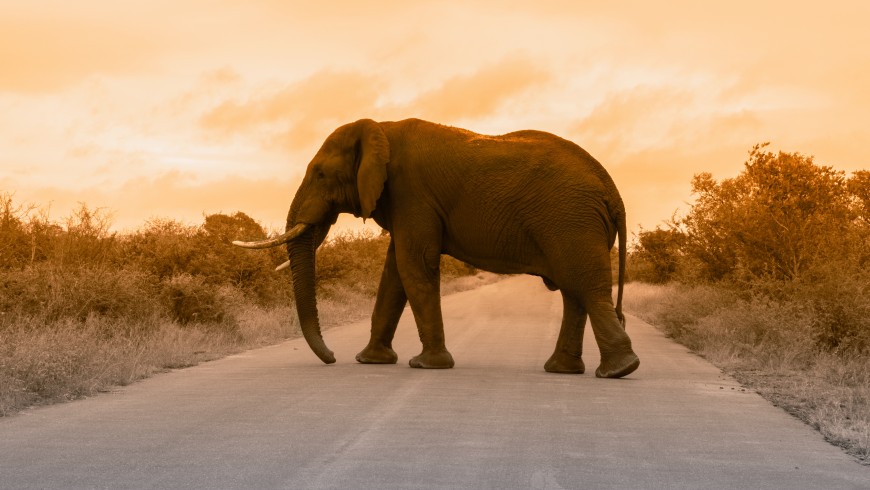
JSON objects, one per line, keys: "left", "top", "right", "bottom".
{"left": 441, "top": 234, "right": 546, "bottom": 277}
{"left": 445, "top": 252, "right": 535, "bottom": 275}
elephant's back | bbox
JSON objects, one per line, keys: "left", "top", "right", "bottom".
{"left": 384, "top": 118, "right": 624, "bottom": 217}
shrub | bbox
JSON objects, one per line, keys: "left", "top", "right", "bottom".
{"left": 0, "top": 264, "right": 160, "bottom": 324}
{"left": 53, "top": 204, "right": 118, "bottom": 267}
{"left": 441, "top": 255, "right": 477, "bottom": 279}
{"left": 316, "top": 230, "right": 391, "bottom": 296}
{"left": 0, "top": 193, "right": 32, "bottom": 269}
{"left": 123, "top": 213, "right": 289, "bottom": 305}
{"left": 680, "top": 144, "right": 853, "bottom": 282}
{"left": 622, "top": 145, "right": 870, "bottom": 462}
{"left": 630, "top": 227, "right": 684, "bottom": 283}
{"left": 122, "top": 218, "right": 199, "bottom": 280}
{"left": 802, "top": 263, "right": 870, "bottom": 355}
{"left": 194, "top": 212, "right": 288, "bottom": 303}
{"left": 0, "top": 194, "right": 489, "bottom": 417}
{"left": 160, "top": 273, "right": 240, "bottom": 326}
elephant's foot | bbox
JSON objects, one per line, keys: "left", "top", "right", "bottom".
{"left": 544, "top": 352, "right": 585, "bottom": 374}
{"left": 355, "top": 343, "right": 398, "bottom": 364}
{"left": 595, "top": 350, "right": 640, "bottom": 379}
{"left": 409, "top": 349, "right": 454, "bottom": 369}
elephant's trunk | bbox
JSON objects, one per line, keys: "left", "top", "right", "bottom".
{"left": 288, "top": 228, "right": 335, "bottom": 364}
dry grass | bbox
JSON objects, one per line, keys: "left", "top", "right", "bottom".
{"left": 0, "top": 270, "right": 497, "bottom": 417}
{"left": 0, "top": 312, "right": 294, "bottom": 416}
{"left": 623, "top": 282, "right": 870, "bottom": 464}
{"left": 0, "top": 199, "right": 491, "bottom": 415}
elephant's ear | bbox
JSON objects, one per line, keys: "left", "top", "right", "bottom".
{"left": 356, "top": 119, "right": 390, "bottom": 220}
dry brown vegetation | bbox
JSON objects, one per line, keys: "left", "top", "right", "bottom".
{"left": 626, "top": 145, "right": 870, "bottom": 463}
{"left": 0, "top": 196, "right": 484, "bottom": 416}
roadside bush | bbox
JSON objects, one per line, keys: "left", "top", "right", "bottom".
{"left": 802, "top": 263, "right": 870, "bottom": 355}
{"left": 122, "top": 218, "right": 199, "bottom": 280}
{"left": 0, "top": 264, "right": 160, "bottom": 324}
{"left": 624, "top": 144, "right": 870, "bottom": 462}
{"left": 441, "top": 255, "right": 477, "bottom": 279}
{"left": 160, "top": 273, "right": 240, "bottom": 326}
{"left": 0, "top": 194, "right": 486, "bottom": 416}
{"left": 53, "top": 204, "right": 118, "bottom": 267}
{"left": 0, "top": 193, "right": 32, "bottom": 269}
{"left": 630, "top": 227, "right": 684, "bottom": 283}
{"left": 316, "top": 230, "right": 391, "bottom": 296}
{"left": 679, "top": 144, "right": 854, "bottom": 282}
{"left": 194, "top": 212, "right": 288, "bottom": 302}
{"left": 633, "top": 144, "right": 870, "bottom": 355}
{"left": 123, "top": 214, "right": 289, "bottom": 305}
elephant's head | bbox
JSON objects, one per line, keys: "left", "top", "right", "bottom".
{"left": 233, "top": 119, "right": 390, "bottom": 364}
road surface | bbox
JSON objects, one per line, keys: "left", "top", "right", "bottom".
{"left": 1, "top": 275, "right": 867, "bottom": 489}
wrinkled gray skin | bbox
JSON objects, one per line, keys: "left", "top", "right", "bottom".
{"left": 239, "top": 118, "right": 639, "bottom": 378}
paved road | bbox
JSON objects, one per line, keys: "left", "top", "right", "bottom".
{"left": 1, "top": 276, "right": 867, "bottom": 489}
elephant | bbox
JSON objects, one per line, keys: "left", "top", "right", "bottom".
{"left": 233, "top": 118, "right": 639, "bottom": 378}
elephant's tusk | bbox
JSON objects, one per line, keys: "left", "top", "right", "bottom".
{"left": 275, "top": 260, "right": 291, "bottom": 271}
{"left": 232, "top": 223, "right": 310, "bottom": 249}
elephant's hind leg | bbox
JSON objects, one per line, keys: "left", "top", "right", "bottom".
{"left": 555, "top": 246, "right": 638, "bottom": 379}
{"left": 585, "top": 295, "right": 639, "bottom": 378}
{"left": 544, "top": 292, "right": 586, "bottom": 374}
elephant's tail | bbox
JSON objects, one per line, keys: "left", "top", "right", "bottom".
{"left": 615, "top": 205, "right": 627, "bottom": 329}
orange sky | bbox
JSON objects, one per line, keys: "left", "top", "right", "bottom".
{"left": 2, "top": 1, "right": 869, "bottom": 237}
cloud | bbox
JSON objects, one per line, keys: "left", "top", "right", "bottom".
{"left": 200, "top": 67, "right": 243, "bottom": 86}
{"left": 570, "top": 83, "right": 767, "bottom": 161}
{"left": 405, "top": 57, "right": 550, "bottom": 122}
{"left": 568, "top": 85, "right": 769, "bottom": 231}
{"left": 200, "top": 70, "right": 383, "bottom": 151}
{"left": 198, "top": 57, "right": 551, "bottom": 153}
{"left": 572, "top": 87, "right": 694, "bottom": 156}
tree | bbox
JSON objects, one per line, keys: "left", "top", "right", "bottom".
{"left": 123, "top": 218, "right": 199, "bottom": 280}
{"left": 194, "top": 212, "right": 274, "bottom": 288}
{"left": 201, "top": 212, "right": 266, "bottom": 244}
{"left": 681, "top": 144, "right": 851, "bottom": 281}
{"left": 632, "top": 227, "right": 685, "bottom": 283}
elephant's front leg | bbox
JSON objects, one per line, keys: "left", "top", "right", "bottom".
{"left": 544, "top": 292, "right": 587, "bottom": 374}
{"left": 393, "top": 231, "right": 454, "bottom": 369}
{"left": 356, "top": 240, "right": 406, "bottom": 364}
